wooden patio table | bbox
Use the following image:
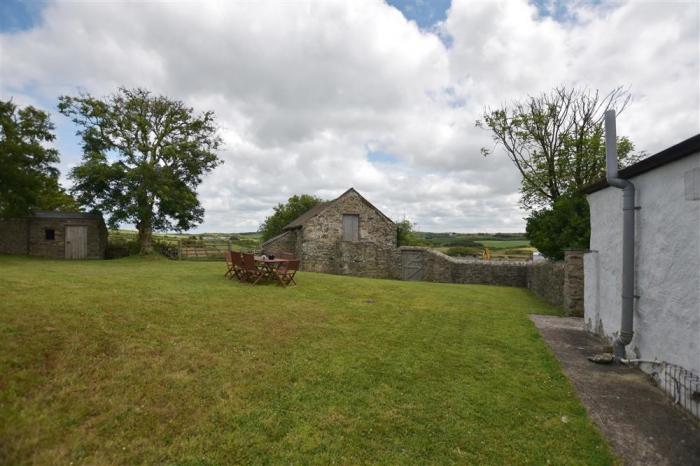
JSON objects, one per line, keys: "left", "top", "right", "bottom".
{"left": 253, "top": 256, "right": 292, "bottom": 281}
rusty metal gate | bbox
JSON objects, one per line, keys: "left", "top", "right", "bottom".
{"left": 401, "top": 250, "right": 424, "bottom": 281}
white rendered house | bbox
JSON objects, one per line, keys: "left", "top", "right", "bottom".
{"left": 584, "top": 133, "right": 700, "bottom": 416}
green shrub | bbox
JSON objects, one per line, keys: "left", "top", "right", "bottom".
{"left": 526, "top": 192, "right": 590, "bottom": 260}
{"left": 105, "top": 238, "right": 139, "bottom": 259}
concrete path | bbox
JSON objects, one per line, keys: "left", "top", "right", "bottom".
{"left": 530, "top": 315, "right": 700, "bottom": 466}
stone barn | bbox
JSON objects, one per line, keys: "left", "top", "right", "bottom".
{"left": 0, "top": 211, "right": 108, "bottom": 259}
{"left": 262, "top": 188, "right": 397, "bottom": 277}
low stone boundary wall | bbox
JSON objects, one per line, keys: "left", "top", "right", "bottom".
{"left": 527, "top": 261, "right": 565, "bottom": 308}
{"left": 398, "top": 247, "right": 528, "bottom": 287}
{"left": 263, "top": 236, "right": 584, "bottom": 314}
{"left": 396, "top": 247, "right": 584, "bottom": 315}
{"left": 526, "top": 250, "right": 584, "bottom": 316}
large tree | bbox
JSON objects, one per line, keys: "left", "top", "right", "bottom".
{"left": 59, "top": 88, "right": 222, "bottom": 254}
{"left": 259, "top": 194, "right": 322, "bottom": 242}
{"left": 478, "top": 86, "right": 638, "bottom": 210}
{"left": 0, "top": 99, "right": 77, "bottom": 218}
{"left": 478, "top": 86, "right": 642, "bottom": 258}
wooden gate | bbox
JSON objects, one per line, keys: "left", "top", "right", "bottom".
{"left": 401, "top": 250, "right": 424, "bottom": 281}
{"left": 65, "top": 226, "right": 88, "bottom": 259}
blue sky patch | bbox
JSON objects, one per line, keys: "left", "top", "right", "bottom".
{"left": 386, "top": 0, "right": 451, "bottom": 29}
{"left": 0, "top": 0, "right": 45, "bottom": 33}
{"left": 530, "top": 0, "right": 603, "bottom": 23}
{"left": 367, "top": 150, "right": 400, "bottom": 164}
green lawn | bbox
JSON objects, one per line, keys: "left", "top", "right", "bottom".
{"left": 0, "top": 256, "right": 613, "bottom": 465}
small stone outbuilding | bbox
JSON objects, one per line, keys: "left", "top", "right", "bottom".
{"left": 262, "top": 188, "right": 397, "bottom": 277}
{"left": 0, "top": 211, "right": 108, "bottom": 259}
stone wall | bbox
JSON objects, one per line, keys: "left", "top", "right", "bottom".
{"left": 0, "top": 219, "right": 30, "bottom": 254}
{"left": 398, "top": 247, "right": 528, "bottom": 287}
{"left": 394, "top": 246, "right": 583, "bottom": 309}
{"left": 335, "top": 242, "right": 397, "bottom": 278}
{"left": 527, "top": 261, "right": 565, "bottom": 308}
{"left": 526, "top": 250, "right": 585, "bottom": 316}
{"left": 563, "top": 250, "right": 584, "bottom": 316}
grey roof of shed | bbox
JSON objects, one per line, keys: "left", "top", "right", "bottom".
{"left": 583, "top": 133, "right": 700, "bottom": 194}
{"left": 260, "top": 229, "right": 292, "bottom": 247}
{"left": 31, "top": 211, "right": 103, "bottom": 220}
{"left": 283, "top": 188, "right": 394, "bottom": 230}
{"left": 283, "top": 202, "right": 331, "bottom": 230}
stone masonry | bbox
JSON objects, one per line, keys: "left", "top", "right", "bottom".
{"left": 398, "top": 247, "right": 528, "bottom": 287}
{"left": 527, "top": 261, "right": 566, "bottom": 308}
{"left": 0, "top": 212, "right": 107, "bottom": 259}
{"left": 260, "top": 188, "right": 583, "bottom": 311}
{"left": 526, "top": 250, "right": 585, "bottom": 316}
{"left": 261, "top": 188, "right": 397, "bottom": 277}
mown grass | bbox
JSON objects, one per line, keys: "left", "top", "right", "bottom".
{"left": 0, "top": 256, "right": 613, "bottom": 465}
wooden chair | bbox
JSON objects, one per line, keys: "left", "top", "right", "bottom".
{"left": 274, "top": 260, "right": 300, "bottom": 287}
{"left": 224, "top": 251, "right": 235, "bottom": 279}
{"left": 242, "top": 253, "right": 266, "bottom": 285}
{"left": 230, "top": 252, "right": 247, "bottom": 282}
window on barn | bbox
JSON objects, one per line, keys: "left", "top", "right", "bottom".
{"left": 45, "top": 228, "right": 55, "bottom": 240}
{"left": 342, "top": 214, "right": 359, "bottom": 241}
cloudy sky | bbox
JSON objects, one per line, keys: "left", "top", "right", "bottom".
{"left": 1, "top": 0, "right": 698, "bottom": 233}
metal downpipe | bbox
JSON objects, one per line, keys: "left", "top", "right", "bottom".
{"left": 604, "top": 110, "right": 636, "bottom": 359}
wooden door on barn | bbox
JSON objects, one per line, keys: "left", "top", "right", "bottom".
{"left": 401, "top": 250, "right": 424, "bottom": 281}
{"left": 65, "top": 226, "right": 88, "bottom": 259}
{"left": 342, "top": 214, "right": 360, "bottom": 241}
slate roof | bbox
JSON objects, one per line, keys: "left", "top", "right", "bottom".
{"left": 283, "top": 202, "right": 331, "bottom": 230}
{"left": 282, "top": 187, "right": 393, "bottom": 230}
{"left": 31, "top": 211, "right": 103, "bottom": 220}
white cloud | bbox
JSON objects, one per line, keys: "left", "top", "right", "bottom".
{"left": 0, "top": 0, "right": 697, "bottom": 232}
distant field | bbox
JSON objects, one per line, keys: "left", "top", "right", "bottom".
{"left": 476, "top": 240, "right": 532, "bottom": 250}
{"left": 108, "top": 230, "right": 263, "bottom": 255}
{"left": 413, "top": 234, "right": 535, "bottom": 260}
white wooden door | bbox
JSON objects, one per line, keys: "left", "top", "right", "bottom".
{"left": 65, "top": 226, "right": 88, "bottom": 259}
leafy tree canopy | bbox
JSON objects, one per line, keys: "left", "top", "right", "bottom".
{"left": 0, "top": 99, "right": 77, "bottom": 218}
{"left": 58, "top": 88, "right": 222, "bottom": 254}
{"left": 478, "top": 86, "right": 639, "bottom": 210}
{"left": 525, "top": 192, "right": 590, "bottom": 260}
{"left": 259, "top": 194, "right": 322, "bottom": 242}
{"left": 396, "top": 219, "right": 419, "bottom": 246}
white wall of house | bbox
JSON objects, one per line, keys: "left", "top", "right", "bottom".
{"left": 584, "top": 152, "right": 700, "bottom": 375}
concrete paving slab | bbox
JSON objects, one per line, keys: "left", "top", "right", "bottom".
{"left": 530, "top": 315, "right": 700, "bottom": 466}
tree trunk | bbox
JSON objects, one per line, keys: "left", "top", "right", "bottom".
{"left": 137, "top": 220, "right": 154, "bottom": 255}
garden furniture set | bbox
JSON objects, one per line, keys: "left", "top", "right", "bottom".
{"left": 225, "top": 251, "right": 299, "bottom": 287}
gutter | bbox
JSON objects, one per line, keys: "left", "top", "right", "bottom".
{"left": 604, "top": 110, "right": 637, "bottom": 359}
